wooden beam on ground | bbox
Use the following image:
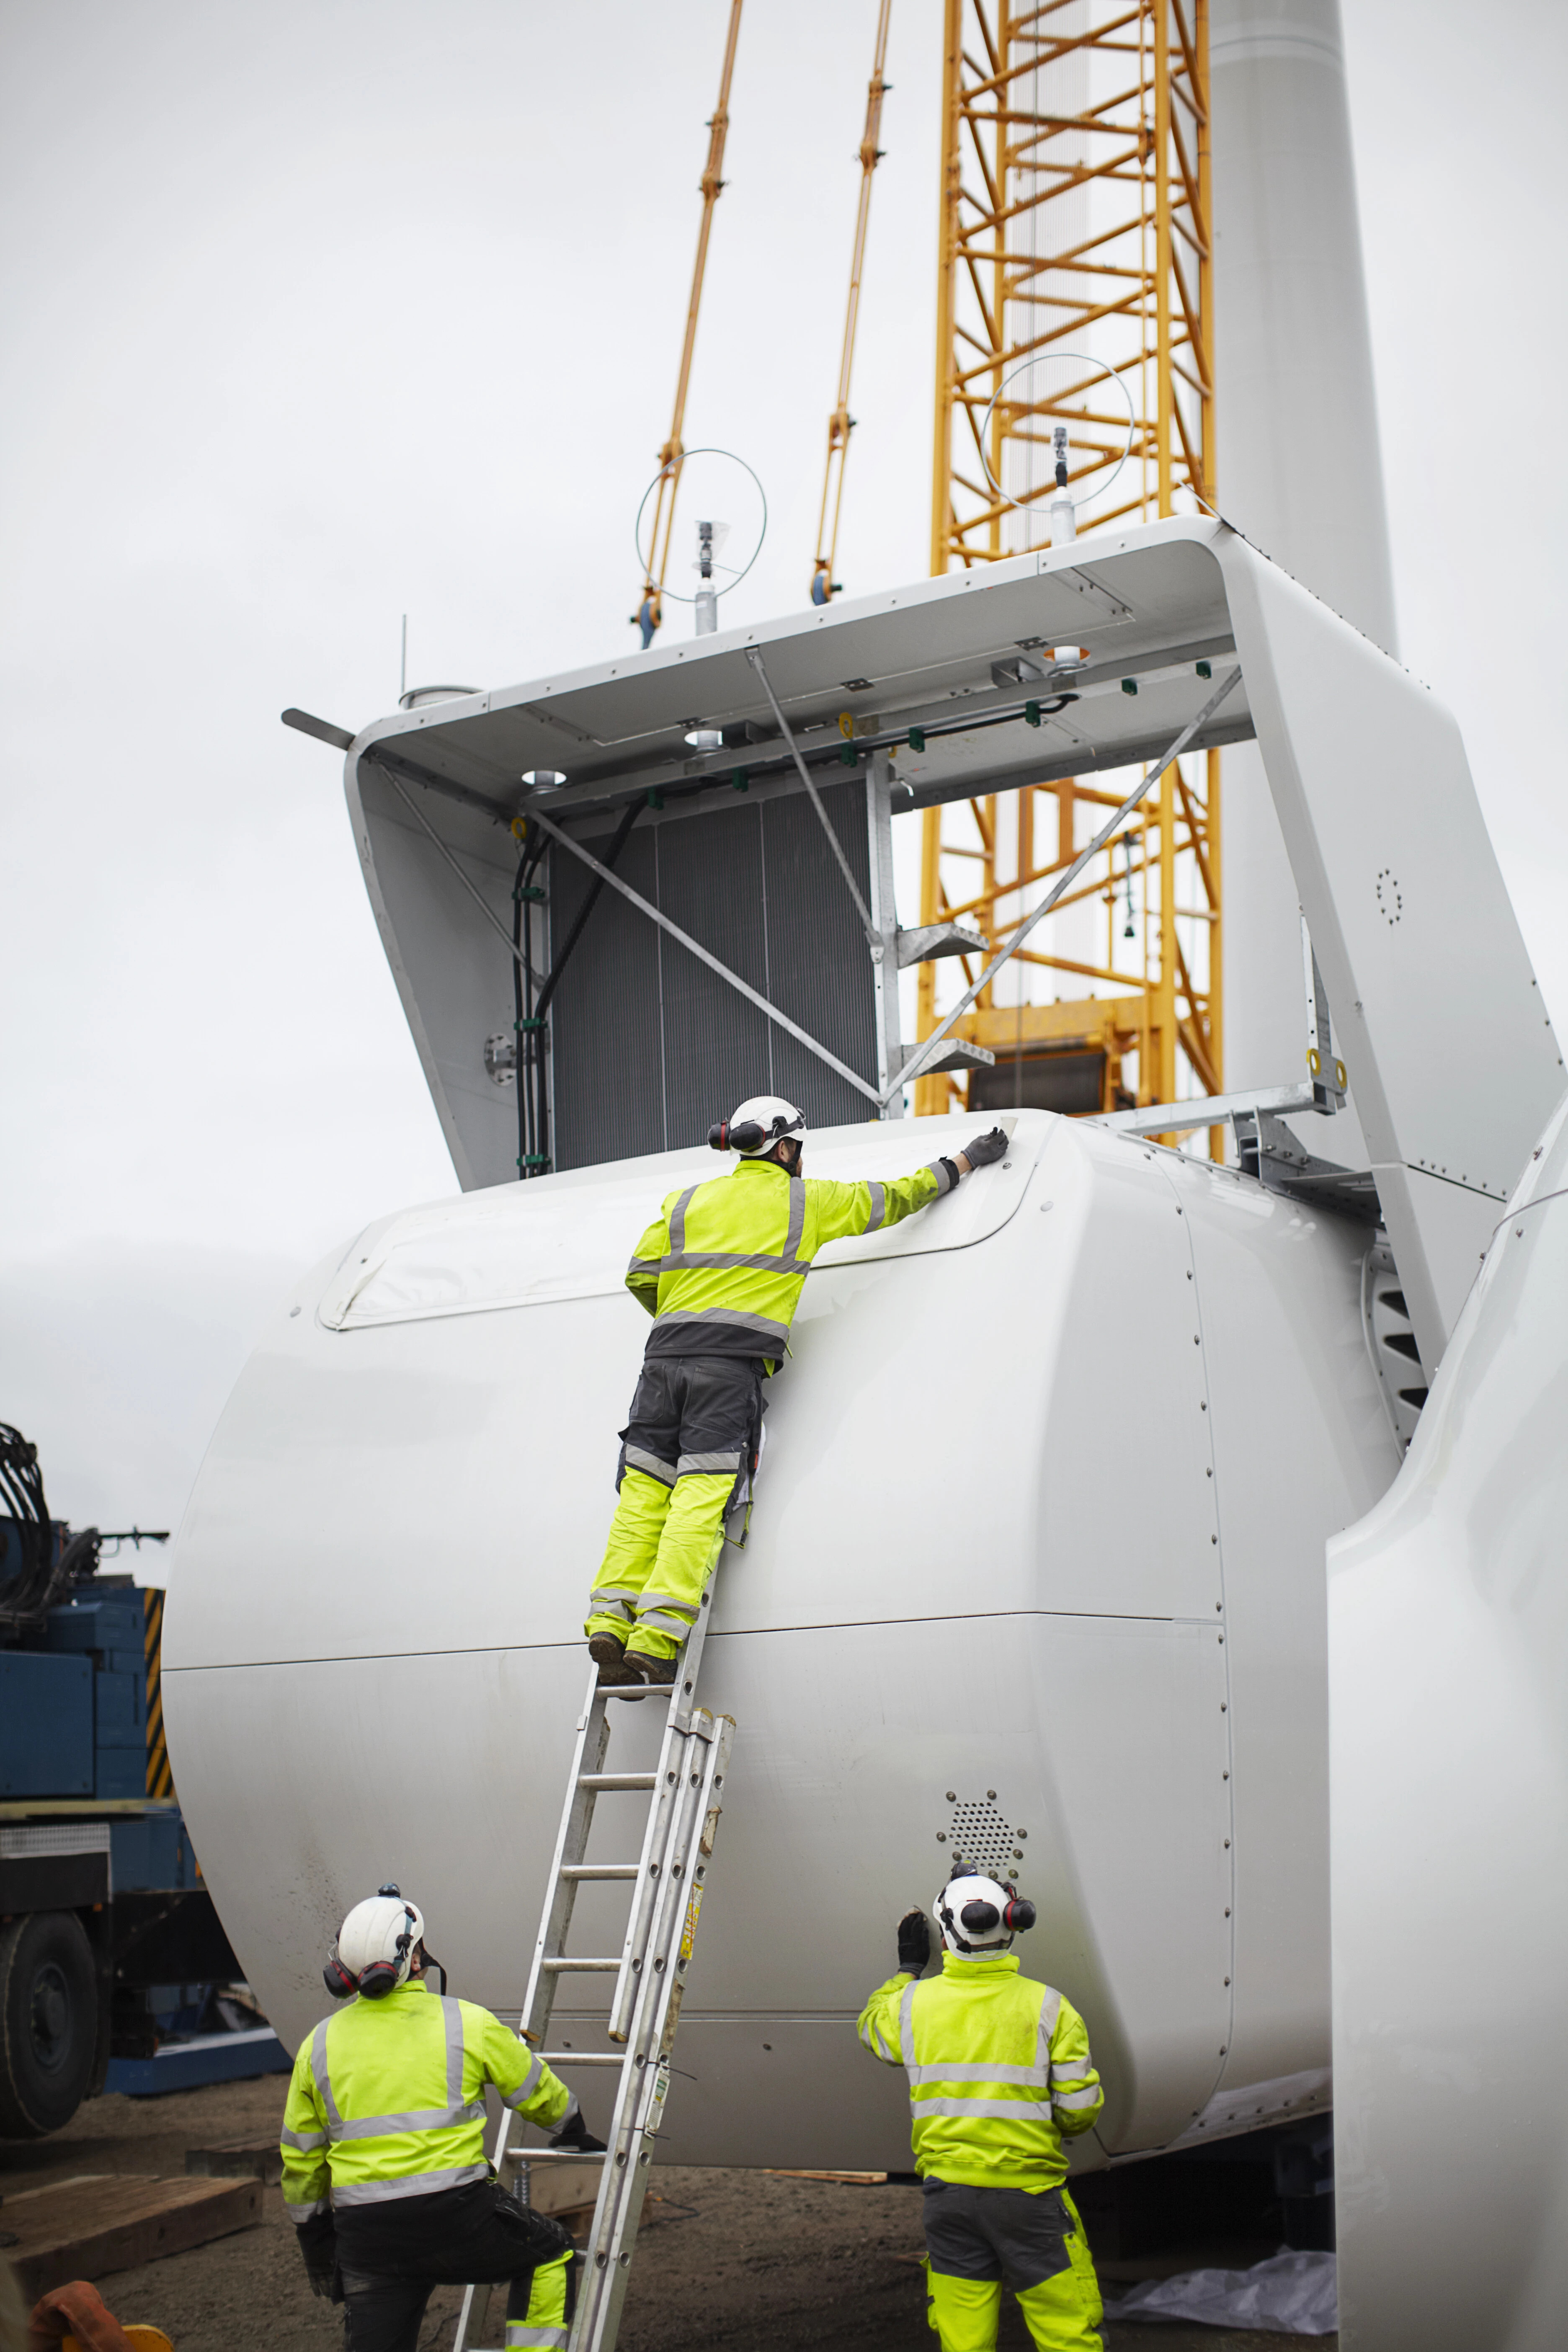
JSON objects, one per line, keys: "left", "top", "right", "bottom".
{"left": 4, "top": 2173, "right": 260, "bottom": 2301}
{"left": 184, "top": 2138, "right": 283, "bottom": 2185}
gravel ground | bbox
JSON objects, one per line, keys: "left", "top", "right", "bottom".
{"left": 0, "top": 2077, "right": 1333, "bottom": 2351}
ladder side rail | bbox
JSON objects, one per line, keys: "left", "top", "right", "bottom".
{"left": 569, "top": 1722, "right": 715, "bottom": 2351}
{"left": 456, "top": 1676, "right": 611, "bottom": 2352}
{"left": 522, "top": 1671, "right": 613, "bottom": 2043}
{"left": 573, "top": 1713, "right": 733, "bottom": 2352}
{"left": 605, "top": 1580, "right": 717, "bottom": 2041}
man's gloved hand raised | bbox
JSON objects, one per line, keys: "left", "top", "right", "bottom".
{"left": 897, "top": 1907, "right": 932, "bottom": 1977}
{"left": 962, "top": 1127, "right": 1008, "bottom": 1170}
{"left": 550, "top": 2102, "right": 608, "bottom": 2155}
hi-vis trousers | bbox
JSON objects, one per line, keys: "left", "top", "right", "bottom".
{"left": 585, "top": 1355, "right": 763, "bottom": 1664}
{"left": 921, "top": 2180, "right": 1103, "bottom": 2352}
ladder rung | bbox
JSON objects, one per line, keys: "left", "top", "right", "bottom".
{"left": 539, "top": 2051, "right": 623, "bottom": 2065}
{"left": 542, "top": 1957, "right": 621, "bottom": 1971}
{"left": 578, "top": 1772, "right": 656, "bottom": 1792}
{"left": 560, "top": 1863, "right": 639, "bottom": 1880}
{"left": 501, "top": 2146, "right": 606, "bottom": 2162}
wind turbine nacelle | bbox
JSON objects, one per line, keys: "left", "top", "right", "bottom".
{"left": 164, "top": 1109, "right": 1397, "bottom": 2169}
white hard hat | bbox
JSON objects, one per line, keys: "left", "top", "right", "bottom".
{"left": 710, "top": 1096, "right": 807, "bottom": 1157}
{"left": 329, "top": 1885, "right": 426, "bottom": 1999}
{"left": 933, "top": 1865, "right": 1036, "bottom": 1958}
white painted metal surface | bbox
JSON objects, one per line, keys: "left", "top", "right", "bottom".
{"left": 1211, "top": 0, "right": 1399, "bottom": 1139}
{"left": 344, "top": 524, "right": 1562, "bottom": 1368}
{"left": 1328, "top": 1090, "right": 1568, "bottom": 2349}
{"left": 165, "top": 1109, "right": 1394, "bottom": 2164}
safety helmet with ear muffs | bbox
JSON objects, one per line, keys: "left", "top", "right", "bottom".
{"left": 708, "top": 1096, "right": 807, "bottom": 1158}
{"left": 933, "top": 1861, "right": 1037, "bottom": 1958}
{"left": 324, "top": 1883, "right": 426, "bottom": 2000}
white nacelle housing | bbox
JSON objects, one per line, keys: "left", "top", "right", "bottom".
{"left": 165, "top": 1109, "right": 1396, "bottom": 2166}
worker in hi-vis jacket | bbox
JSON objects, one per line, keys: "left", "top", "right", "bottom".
{"left": 585, "top": 1094, "right": 1008, "bottom": 1686}
{"left": 858, "top": 1865, "right": 1105, "bottom": 2352}
{"left": 280, "top": 1885, "right": 604, "bottom": 2352}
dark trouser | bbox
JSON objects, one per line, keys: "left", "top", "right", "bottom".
{"left": 585, "top": 1355, "right": 765, "bottom": 1663}
{"left": 921, "top": 2179, "right": 1103, "bottom": 2351}
{"left": 333, "top": 2179, "right": 573, "bottom": 2352}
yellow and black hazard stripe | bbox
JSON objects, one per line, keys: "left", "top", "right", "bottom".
{"left": 144, "top": 1586, "right": 174, "bottom": 1800}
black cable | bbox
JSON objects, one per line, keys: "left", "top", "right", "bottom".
{"left": 511, "top": 827, "right": 548, "bottom": 1180}
{"left": 534, "top": 797, "right": 642, "bottom": 1025}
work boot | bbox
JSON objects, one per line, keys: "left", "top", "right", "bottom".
{"left": 588, "top": 1633, "right": 640, "bottom": 1686}
{"left": 629, "top": 1652, "right": 678, "bottom": 1687}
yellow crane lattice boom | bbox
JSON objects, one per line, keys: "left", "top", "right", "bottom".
{"left": 918, "top": 0, "right": 1219, "bottom": 1135}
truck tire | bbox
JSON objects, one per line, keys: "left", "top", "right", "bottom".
{"left": 0, "top": 1910, "right": 98, "bottom": 2137}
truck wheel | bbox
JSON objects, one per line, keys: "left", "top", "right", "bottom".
{"left": 0, "top": 1911, "right": 98, "bottom": 2137}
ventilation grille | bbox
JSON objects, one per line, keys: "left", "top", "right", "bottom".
{"left": 948, "top": 1799, "right": 1019, "bottom": 1881}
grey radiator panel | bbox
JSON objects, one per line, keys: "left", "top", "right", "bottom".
{"left": 548, "top": 783, "right": 876, "bottom": 1171}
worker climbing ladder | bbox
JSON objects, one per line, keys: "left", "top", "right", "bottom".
{"left": 454, "top": 1585, "right": 733, "bottom": 2352}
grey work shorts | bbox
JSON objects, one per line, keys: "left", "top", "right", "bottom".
{"left": 922, "top": 2177, "right": 1073, "bottom": 2289}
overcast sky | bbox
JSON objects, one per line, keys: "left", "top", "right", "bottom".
{"left": 1, "top": 0, "right": 1563, "bottom": 1532}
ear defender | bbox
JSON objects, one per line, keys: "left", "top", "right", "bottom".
{"left": 1003, "top": 1895, "right": 1037, "bottom": 1933}
{"left": 322, "top": 1950, "right": 358, "bottom": 2000}
{"left": 708, "top": 1121, "right": 730, "bottom": 1150}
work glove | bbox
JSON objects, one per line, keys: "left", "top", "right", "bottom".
{"left": 550, "top": 2103, "right": 607, "bottom": 2155}
{"left": 962, "top": 1127, "right": 1008, "bottom": 1169}
{"left": 897, "top": 1907, "right": 932, "bottom": 1976}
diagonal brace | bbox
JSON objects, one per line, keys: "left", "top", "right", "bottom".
{"left": 745, "top": 645, "right": 880, "bottom": 950}
{"left": 372, "top": 755, "right": 547, "bottom": 988}
{"left": 526, "top": 806, "right": 882, "bottom": 1108}
{"left": 890, "top": 667, "right": 1243, "bottom": 1104}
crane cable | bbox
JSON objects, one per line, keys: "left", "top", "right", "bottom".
{"left": 810, "top": 0, "right": 892, "bottom": 606}
{"left": 636, "top": 0, "right": 745, "bottom": 647}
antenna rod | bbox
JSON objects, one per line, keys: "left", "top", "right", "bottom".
{"left": 400, "top": 614, "right": 407, "bottom": 700}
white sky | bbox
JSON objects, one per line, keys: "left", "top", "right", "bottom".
{"left": 1, "top": 0, "right": 1563, "bottom": 1530}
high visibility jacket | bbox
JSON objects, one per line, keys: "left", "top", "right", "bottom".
{"left": 627, "top": 1152, "right": 952, "bottom": 1365}
{"left": 279, "top": 1979, "right": 572, "bottom": 2217}
{"left": 857, "top": 1952, "right": 1104, "bottom": 2190}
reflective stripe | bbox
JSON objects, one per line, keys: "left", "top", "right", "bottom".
{"left": 586, "top": 1586, "right": 642, "bottom": 1607}
{"left": 1036, "top": 1990, "right": 1063, "bottom": 2070}
{"left": 655, "top": 1250, "right": 807, "bottom": 1275}
{"left": 910, "top": 2096, "right": 1057, "bottom": 2121}
{"left": 676, "top": 1450, "right": 742, "bottom": 1475}
{"left": 668, "top": 1186, "right": 699, "bottom": 1255}
{"left": 652, "top": 1307, "right": 791, "bottom": 1347}
{"left": 865, "top": 1180, "right": 886, "bottom": 1233}
{"left": 309, "top": 2022, "right": 343, "bottom": 2130}
{"left": 330, "top": 2102, "right": 485, "bottom": 2142}
{"left": 285, "top": 2197, "right": 329, "bottom": 2222}
{"left": 783, "top": 1181, "right": 805, "bottom": 1263}
{"left": 503, "top": 2049, "right": 544, "bottom": 2109}
{"left": 1050, "top": 2060, "right": 1091, "bottom": 2085}
{"left": 926, "top": 1158, "right": 955, "bottom": 1195}
{"left": 440, "top": 1996, "right": 467, "bottom": 2107}
{"left": 906, "top": 2063, "right": 1050, "bottom": 2087}
{"left": 1054, "top": 2082, "right": 1102, "bottom": 2112}
{"left": 636, "top": 1610, "right": 696, "bottom": 1636}
{"left": 585, "top": 1596, "right": 634, "bottom": 1624}
{"left": 506, "top": 2331, "right": 568, "bottom": 2350}
{"left": 869, "top": 2020, "right": 895, "bottom": 2062}
{"left": 623, "top": 1447, "right": 677, "bottom": 1485}
{"left": 333, "top": 2161, "right": 491, "bottom": 2205}
{"left": 900, "top": 1978, "right": 918, "bottom": 2067}
{"left": 626, "top": 1255, "right": 661, "bottom": 1279}
{"left": 280, "top": 2125, "right": 328, "bottom": 2152}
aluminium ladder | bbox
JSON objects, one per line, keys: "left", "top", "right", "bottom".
{"left": 455, "top": 1582, "right": 733, "bottom": 2352}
